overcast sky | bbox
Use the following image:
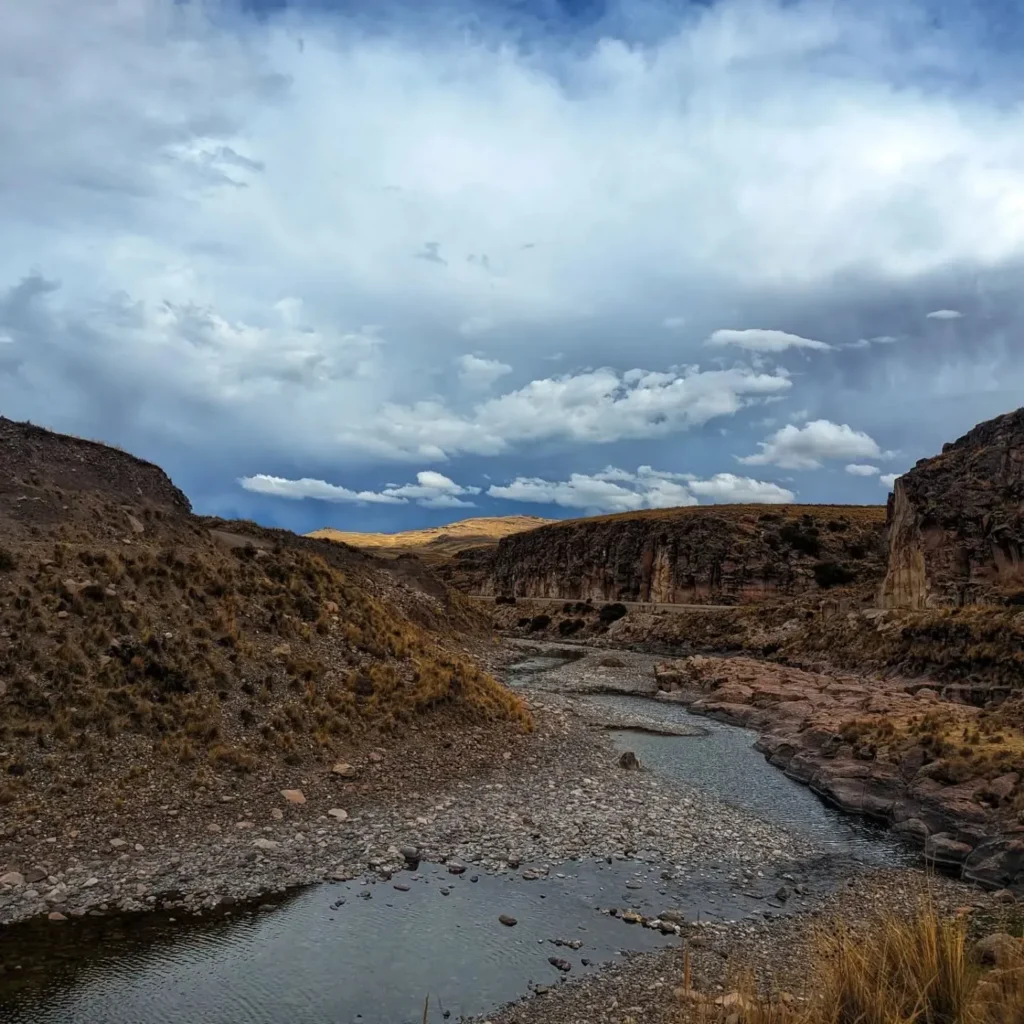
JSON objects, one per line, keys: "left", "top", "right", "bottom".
{"left": 3, "top": 0, "right": 1023, "bottom": 532}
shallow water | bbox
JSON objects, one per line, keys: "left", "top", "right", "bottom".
{"left": 593, "top": 693, "right": 908, "bottom": 864}
{"left": 0, "top": 654, "right": 907, "bottom": 1022}
{"left": 1, "top": 858, "right": 795, "bottom": 1024}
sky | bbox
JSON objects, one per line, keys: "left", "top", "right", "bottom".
{"left": 3, "top": 0, "right": 1024, "bottom": 533}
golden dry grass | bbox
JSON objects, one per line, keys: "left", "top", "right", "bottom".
{"left": 679, "top": 903, "right": 1024, "bottom": 1024}
{"left": 309, "top": 516, "right": 553, "bottom": 561}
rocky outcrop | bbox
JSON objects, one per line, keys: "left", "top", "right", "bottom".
{"left": 655, "top": 655, "right": 1024, "bottom": 889}
{"left": 483, "top": 505, "right": 887, "bottom": 604}
{"left": 881, "top": 407, "right": 1024, "bottom": 609}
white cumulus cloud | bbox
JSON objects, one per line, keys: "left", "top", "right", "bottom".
{"left": 880, "top": 473, "right": 901, "bottom": 488}
{"left": 240, "top": 470, "right": 481, "bottom": 508}
{"left": 706, "top": 329, "right": 831, "bottom": 352}
{"left": 487, "top": 465, "right": 793, "bottom": 512}
{"left": 845, "top": 463, "right": 880, "bottom": 476}
{"left": 926, "top": 309, "right": 963, "bottom": 320}
{"left": 739, "top": 419, "right": 885, "bottom": 470}
{"left": 341, "top": 364, "right": 792, "bottom": 461}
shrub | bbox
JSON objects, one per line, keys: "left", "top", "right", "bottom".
{"left": 813, "top": 561, "right": 857, "bottom": 588}
{"left": 0, "top": 547, "right": 16, "bottom": 572}
{"left": 780, "top": 522, "right": 821, "bottom": 557}
{"left": 598, "top": 602, "right": 628, "bottom": 624}
{"left": 558, "top": 618, "right": 584, "bottom": 636}
{"left": 528, "top": 614, "right": 551, "bottom": 632}
{"left": 495, "top": 594, "right": 516, "bottom": 606}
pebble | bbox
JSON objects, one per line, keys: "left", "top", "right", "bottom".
{"left": 499, "top": 914, "right": 518, "bottom": 927}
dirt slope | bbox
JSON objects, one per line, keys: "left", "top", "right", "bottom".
{"left": 0, "top": 418, "right": 528, "bottom": 822}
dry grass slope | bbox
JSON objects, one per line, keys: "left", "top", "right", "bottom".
{"left": 0, "top": 418, "right": 530, "bottom": 817}
{"left": 309, "top": 515, "right": 553, "bottom": 562}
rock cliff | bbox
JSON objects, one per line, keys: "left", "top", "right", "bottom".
{"left": 881, "top": 407, "right": 1024, "bottom": 609}
{"left": 482, "top": 505, "right": 887, "bottom": 604}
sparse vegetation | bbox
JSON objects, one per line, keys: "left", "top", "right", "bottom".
{"left": 599, "top": 602, "right": 628, "bottom": 624}
{"left": 680, "top": 904, "right": 1024, "bottom": 1022}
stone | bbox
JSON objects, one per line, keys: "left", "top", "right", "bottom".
{"left": 994, "top": 889, "right": 1017, "bottom": 905}
{"left": 447, "top": 862, "right": 466, "bottom": 875}
{"left": 547, "top": 957, "right": 572, "bottom": 972}
{"left": 965, "top": 838, "right": 1024, "bottom": 889}
{"left": 393, "top": 883, "right": 411, "bottom": 892}
{"left": 499, "top": 914, "right": 518, "bottom": 927}
{"left": 207, "top": 823, "right": 222, "bottom": 833}
{"left": 618, "top": 751, "right": 640, "bottom": 770}
{"left": 331, "top": 763, "right": 357, "bottom": 778}
{"left": 974, "top": 932, "right": 1021, "bottom": 967}
{"left": 271, "top": 808, "right": 283, "bottom": 821}
{"left": 775, "top": 885, "right": 790, "bottom": 902}
{"left": 399, "top": 845, "right": 420, "bottom": 863}
{"left": 924, "top": 833, "right": 974, "bottom": 869}
{"left": 621, "top": 910, "right": 642, "bottom": 924}
{"left": 0, "top": 871, "right": 25, "bottom": 886}
{"left": 48, "top": 911, "right": 67, "bottom": 922}
{"left": 253, "top": 838, "right": 280, "bottom": 851}
{"left": 281, "top": 789, "right": 306, "bottom": 805}
{"left": 327, "top": 809, "right": 348, "bottom": 821}
{"left": 24, "top": 867, "right": 47, "bottom": 884}
{"left": 109, "top": 838, "right": 128, "bottom": 850}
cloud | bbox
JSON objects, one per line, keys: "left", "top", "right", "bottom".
{"left": 414, "top": 242, "right": 446, "bottom": 265}
{"left": 239, "top": 469, "right": 480, "bottom": 508}
{"left": 456, "top": 354, "right": 513, "bottom": 390}
{"left": 845, "top": 463, "right": 880, "bottom": 476}
{"left": 926, "top": 309, "right": 963, "bottom": 320}
{"left": 487, "top": 464, "right": 793, "bottom": 512}
{"left": 239, "top": 475, "right": 406, "bottom": 504}
{"left": 880, "top": 473, "right": 901, "bottom": 488}
{"left": 4, "top": 0, "right": 1024, "bottom": 532}
{"left": 740, "top": 419, "right": 885, "bottom": 470}
{"left": 382, "top": 470, "right": 481, "bottom": 508}
{"left": 706, "top": 329, "right": 831, "bottom": 352}
{"left": 342, "top": 364, "right": 792, "bottom": 461}
{"left": 663, "top": 316, "right": 687, "bottom": 329}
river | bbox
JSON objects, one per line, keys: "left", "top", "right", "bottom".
{"left": 0, "top": 652, "right": 907, "bottom": 1023}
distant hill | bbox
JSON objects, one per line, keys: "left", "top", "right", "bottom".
{"left": 308, "top": 515, "right": 554, "bottom": 562}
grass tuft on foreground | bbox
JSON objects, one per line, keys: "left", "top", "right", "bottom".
{"left": 677, "top": 902, "right": 1024, "bottom": 1023}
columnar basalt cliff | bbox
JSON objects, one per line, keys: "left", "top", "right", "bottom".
{"left": 483, "top": 505, "right": 887, "bottom": 603}
{"left": 881, "top": 407, "right": 1024, "bottom": 609}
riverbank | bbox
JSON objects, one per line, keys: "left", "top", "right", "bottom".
{"left": 468, "top": 868, "right": 1020, "bottom": 1024}
{"left": 0, "top": 662, "right": 804, "bottom": 926}
{"left": 501, "top": 640, "right": 1024, "bottom": 891}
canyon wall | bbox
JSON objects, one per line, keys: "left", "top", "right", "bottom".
{"left": 881, "top": 407, "right": 1024, "bottom": 609}
{"left": 483, "top": 505, "right": 887, "bottom": 604}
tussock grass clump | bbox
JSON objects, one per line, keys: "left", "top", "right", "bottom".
{"left": 681, "top": 903, "right": 1024, "bottom": 1023}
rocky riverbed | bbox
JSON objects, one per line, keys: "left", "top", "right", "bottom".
{"left": 0, "top": 649, "right": 806, "bottom": 928}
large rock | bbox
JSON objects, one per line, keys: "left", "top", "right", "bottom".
{"left": 881, "top": 407, "right": 1024, "bottom": 609}
{"left": 924, "top": 833, "right": 974, "bottom": 869}
{"left": 963, "top": 837, "right": 1024, "bottom": 890}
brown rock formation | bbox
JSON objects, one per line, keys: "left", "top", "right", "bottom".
{"left": 657, "top": 655, "right": 1024, "bottom": 887}
{"left": 881, "top": 407, "right": 1024, "bottom": 609}
{"left": 482, "top": 505, "right": 887, "bottom": 604}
